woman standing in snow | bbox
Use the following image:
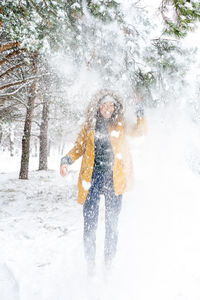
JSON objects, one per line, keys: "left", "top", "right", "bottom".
{"left": 60, "top": 91, "right": 147, "bottom": 274}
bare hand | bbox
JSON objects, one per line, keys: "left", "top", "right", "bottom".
{"left": 60, "top": 165, "right": 68, "bottom": 177}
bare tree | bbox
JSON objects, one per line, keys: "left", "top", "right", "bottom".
{"left": 19, "top": 53, "right": 38, "bottom": 179}
{"left": 39, "top": 97, "right": 49, "bottom": 170}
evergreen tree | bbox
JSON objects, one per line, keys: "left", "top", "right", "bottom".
{"left": 160, "top": 0, "right": 200, "bottom": 37}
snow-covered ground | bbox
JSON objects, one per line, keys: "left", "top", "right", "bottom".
{"left": 1, "top": 104, "right": 200, "bottom": 300}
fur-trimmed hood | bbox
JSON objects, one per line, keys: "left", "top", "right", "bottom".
{"left": 84, "top": 89, "right": 124, "bottom": 130}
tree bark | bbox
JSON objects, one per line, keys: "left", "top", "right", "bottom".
{"left": 19, "top": 55, "right": 38, "bottom": 179}
{"left": 39, "top": 99, "right": 49, "bottom": 170}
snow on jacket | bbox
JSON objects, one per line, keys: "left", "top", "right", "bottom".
{"left": 65, "top": 91, "right": 147, "bottom": 204}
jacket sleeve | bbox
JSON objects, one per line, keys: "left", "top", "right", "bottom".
{"left": 125, "top": 116, "right": 148, "bottom": 137}
{"left": 65, "top": 128, "right": 86, "bottom": 163}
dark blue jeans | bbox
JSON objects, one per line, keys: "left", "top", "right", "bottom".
{"left": 83, "top": 171, "right": 122, "bottom": 263}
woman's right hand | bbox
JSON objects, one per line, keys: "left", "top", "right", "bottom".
{"left": 60, "top": 165, "right": 68, "bottom": 177}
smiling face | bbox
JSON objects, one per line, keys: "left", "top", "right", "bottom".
{"left": 100, "top": 102, "right": 115, "bottom": 119}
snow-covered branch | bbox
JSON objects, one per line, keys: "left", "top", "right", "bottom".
{"left": 0, "top": 73, "right": 50, "bottom": 91}
{"left": 0, "top": 63, "right": 26, "bottom": 79}
{"left": 0, "top": 83, "right": 28, "bottom": 97}
{"left": 0, "top": 41, "right": 20, "bottom": 53}
{"left": 0, "top": 49, "right": 26, "bottom": 66}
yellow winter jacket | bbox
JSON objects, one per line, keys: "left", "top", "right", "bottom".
{"left": 66, "top": 117, "right": 147, "bottom": 204}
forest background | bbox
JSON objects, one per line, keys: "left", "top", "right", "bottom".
{"left": 0, "top": 0, "right": 200, "bottom": 178}
{"left": 1, "top": 1, "right": 200, "bottom": 300}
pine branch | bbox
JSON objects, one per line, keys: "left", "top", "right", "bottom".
{"left": 11, "top": 96, "right": 28, "bottom": 108}
{"left": 0, "top": 41, "right": 20, "bottom": 53}
{"left": 0, "top": 63, "right": 26, "bottom": 79}
{"left": 0, "top": 77, "right": 36, "bottom": 91}
{"left": 0, "top": 95, "right": 28, "bottom": 108}
{"left": 27, "top": 0, "right": 54, "bottom": 26}
{"left": 0, "top": 83, "right": 28, "bottom": 96}
{"left": 43, "top": 0, "right": 48, "bottom": 8}
{"left": 0, "top": 73, "right": 50, "bottom": 91}
{"left": 0, "top": 49, "right": 26, "bottom": 66}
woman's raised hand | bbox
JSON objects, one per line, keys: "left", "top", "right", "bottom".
{"left": 60, "top": 165, "right": 68, "bottom": 177}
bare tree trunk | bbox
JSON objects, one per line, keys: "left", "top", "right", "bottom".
{"left": 39, "top": 100, "right": 49, "bottom": 170}
{"left": 19, "top": 55, "right": 38, "bottom": 179}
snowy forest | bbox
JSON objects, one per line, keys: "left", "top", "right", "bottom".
{"left": 1, "top": 1, "right": 200, "bottom": 299}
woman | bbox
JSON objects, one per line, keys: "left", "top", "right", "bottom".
{"left": 60, "top": 91, "right": 147, "bottom": 274}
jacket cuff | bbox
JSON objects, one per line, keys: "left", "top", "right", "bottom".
{"left": 60, "top": 155, "right": 73, "bottom": 166}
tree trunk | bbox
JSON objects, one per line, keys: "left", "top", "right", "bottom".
{"left": 39, "top": 100, "right": 49, "bottom": 170}
{"left": 19, "top": 55, "right": 38, "bottom": 179}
